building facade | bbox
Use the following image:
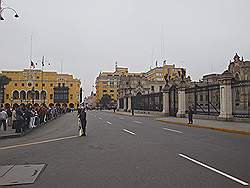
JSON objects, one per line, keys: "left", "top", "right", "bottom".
{"left": 95, "top": 66, "right": 142, "bottom": 105}
{"left": 145, "top": 64, "right": 185, "bottom": 81}
{"left": 0, "top": 69, "right": 81, "bottom": 109}
{"left": 84, "top": 91, "right": 97, "bottom": 109}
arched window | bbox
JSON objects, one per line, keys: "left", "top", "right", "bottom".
{"left": 13, "top": 90, "right": 19, "bottom": 100}
{"left": 27, "top": 91, "right": 33, "bottom": 100}
{"left": 20, "top": 90, "right": 26, "bottom": 100}
{"left": 41, "top": 90, "right": 47, "bottom": 100}
{"left": 35, "top": 91, "right": 39, "bottom": 100}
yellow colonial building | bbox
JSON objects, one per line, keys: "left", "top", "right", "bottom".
{"left": 0, "top": 69, "right": 81, "bottom": 109}
{"left": 145, "top": 64, "right": 185, "bottom": 81}
{"left": 95, "top": 67, "right": 142, "bottom": 104}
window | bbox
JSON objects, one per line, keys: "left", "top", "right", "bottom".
{"left": 58, "top": 83, "right": 61, "bottom": 87}
{"left": 6, "top": 94, "right": 9, "bottom": 99}
{"left": 70, "top": 94, "right": 73, "bottom": 100}
{"left": 42, "top": 83, "right": 45, "bottom": 87}
{"left": 103, "top": 90, "right": 107, "bottom": 93}
{"left": 200, "top": 95, "right": 203, "bottom": 101}
{"left": 13, "top": 91, "right": 19, "bottom": 100}
{"left": 110, "top": 90, "right": 114, "bottom": 92}
{"left": 28, "top": 82, "right": 32, "bottom": 87}
{"left": 22, "top": 83, "right": 24, "bottom": 86}
{"left": 37, "top": 76, "right": 40, "bottom": 79}
{"left": 35, "top": 83, "right": 38, "bottom": 87}
{"left": 50, "top": 94, "right": 53, "bottom": 99}
{"left": 151, "top": 86, "right": 154, "bottom": 91}
{"left": 159, "top": 86, "right": 162, "bottom": 91}
{"left": 63, "top": 83, "right": 65, "bottom": 87}
{"left": 70, "top": 84, "right": 73, "bottom": 87}
{"left": 50, "top": 84, "right": 53, "bottom": 87}
{"left": 14, "top": 83, "right": 17, "bottom": 86}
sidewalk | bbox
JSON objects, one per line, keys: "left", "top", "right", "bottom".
{"left": 157, "top": 117, "right": 250, "bottom": 135}
{"left": 0, "top": 125, "right": 22, "bottom": 139}
{"left": 103, "top": 110, "right": 163, "bottom": 117}
{"left": 102, "top": 110, "right": 250, "bottom": 135}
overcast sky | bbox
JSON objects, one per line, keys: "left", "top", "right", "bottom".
{"left": 1, "top": 0, "right": 249, "bottom": 96}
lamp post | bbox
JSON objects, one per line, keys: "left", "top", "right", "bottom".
{"left": 0, "top": 0, "right": 19, "bottom": 20}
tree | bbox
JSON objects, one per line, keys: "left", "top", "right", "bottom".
{"left": 100, "top": 94, "right": 112, "bottom": 109}
{"left": 0, "top": 75, "right": 11, "bottom": 106}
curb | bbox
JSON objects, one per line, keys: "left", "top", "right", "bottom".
{"left": 102, "top": 110, "right": 162, "bottom": 118}
{"left": 157, "top": 120, "right": 250, "bottom": 136}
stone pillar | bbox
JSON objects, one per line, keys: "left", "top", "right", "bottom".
{"left": 218, "top": 70, "right": 234, "bottom": 120}
{"left": 123, "top": 97, "right": 127, "bottom": 111}
{"left": 162, "top": 84, "right": 170, "bottom": 115}
{"left": 177, "top": 82, "right": 186, "bottom": 118}
{"left": 127, "top": 96, "right": 132, "bottom": 112}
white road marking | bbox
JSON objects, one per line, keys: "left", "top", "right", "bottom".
{"left": 179, "top": 153, "right": 249, "bottom": 186}
{"left": 163, "top": 128, "right": 183, "bottom": 134}
{"left": 119, "top": 117, "right": 124, "bottom": 120}
{"left": 98, "top": 117, "right": 102, "bottom": 120}
{"left": 133, "top": 121, "right": 142, "bottom": 124}
{"left": 123, "top": 129, "right": 136, "bottom": 135}
{"left": 0, "top": 135, "right": 79, "bottom": 151}
{"left": 106, "top": 121, "right": 112, "bottom": 125}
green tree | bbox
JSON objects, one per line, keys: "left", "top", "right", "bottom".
{"left": 100, "top": 94, "right": 112, "bottom": 108}
{"left": 0, "top": 75, "right": 11, "bottom": 106}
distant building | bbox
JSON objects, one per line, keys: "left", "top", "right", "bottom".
{"left": 145, "top": 64, "right": 185, "bottom": 81}
{"left": 95, "top": 66, "right": 142, "bottom": 105}
{"left": 84, "top": 92, "right": 97, "bottom": 109}
{"left": 0, "top": 69, "right": 81, "bottom": 109}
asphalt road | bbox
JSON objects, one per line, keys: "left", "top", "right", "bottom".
{"left": 0, "top": 111, "right": 249, "bottom": 188}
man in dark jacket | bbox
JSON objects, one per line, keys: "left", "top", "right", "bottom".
{"left": 78, "top": 108, "right": 87, "bottom": 136}
{"left": 187, "top": 106, "right": 193, "bottom": 124}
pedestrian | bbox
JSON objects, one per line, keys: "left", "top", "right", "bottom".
{"left": 0, "top": 108, "right": 8, "bottom": 131}
{"left": 15, "top": 104, "right": 25, "bottom": 133}
{"left": 78, "top": 107, "right": 87, "bottom": 136}
{"left": 12, "top": 105, "right": 17, "bottom": 130}
{"left": 187, "top": 106, "right": 193, "bottom": 125}
{"left": 6, "top": 106, "right": 12, "bottom": 127}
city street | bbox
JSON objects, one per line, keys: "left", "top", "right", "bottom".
{"left": 0, "top": 111, "right": 249, "bottom": 188}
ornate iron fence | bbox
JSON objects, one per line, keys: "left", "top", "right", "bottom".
{"left": 132, "top": 92, "right": 163, "bottom": 112}
{"left": 186, "top": 84, "right": 220, "bottom": 115}
{"left": 232, "top": 80, "right": 250, "bottom": 118}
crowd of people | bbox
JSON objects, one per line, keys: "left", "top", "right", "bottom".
{"left": 0, "top": 103, "right": 68, "bottom": 134}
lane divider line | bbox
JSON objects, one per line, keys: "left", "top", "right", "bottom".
{"left": 179, "top": 153, "right": 249, "bottom": 186}
{"left": 133, "top": 121, "right": 142, "bottom": 124}
{"left": 98, "top": 117, "right": 102, "bottom": 120}
{"left": 163, "top": 128, "right": 183, "bottom": 134}
{"left": 0, "top": 135, "right": 79, "bottom": 151}
{"left": 123, "top": 129, "right": 136, "bottom": 135}
{"left": 106, "top": 121, "right": 112, "bottom": 125}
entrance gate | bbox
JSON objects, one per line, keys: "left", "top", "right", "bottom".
{"left": 169, "top": 85, "right": 178, "bottom": 116}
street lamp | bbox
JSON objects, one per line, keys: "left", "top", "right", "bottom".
{"left": 0, "top": 0, "right": 19, "bottom": 21}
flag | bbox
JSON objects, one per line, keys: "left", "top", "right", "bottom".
{"left": 30, "top": 60, "right": 35, "bottom": 68}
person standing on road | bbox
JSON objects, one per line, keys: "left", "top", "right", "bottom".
{"left": 78, "top": 107, "right": 87, "bottom": 136}
{"left": 0, "top": 109, "right": 8, "bottom": 131}
{"left": 187, "top": 106, "right": 193, "bottom": 125}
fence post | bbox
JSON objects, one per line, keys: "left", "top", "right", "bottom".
{"left": 177, "top": 81, "right": 187, "bottom": 118}
{"left": 123, "top": 97, "right": 127, "bottom": 111}
{"left": 127, "top": 96, "right": 132, "bottom": 112}
{"left": 218, "top": 70, "right": 234, "bottom": 120}
{"left": 162, "top": 84, "right": 170, "bottom": 115}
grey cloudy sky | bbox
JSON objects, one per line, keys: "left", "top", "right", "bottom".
{"left": 1, "top": 0, "right": 250, "bottom": 96}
